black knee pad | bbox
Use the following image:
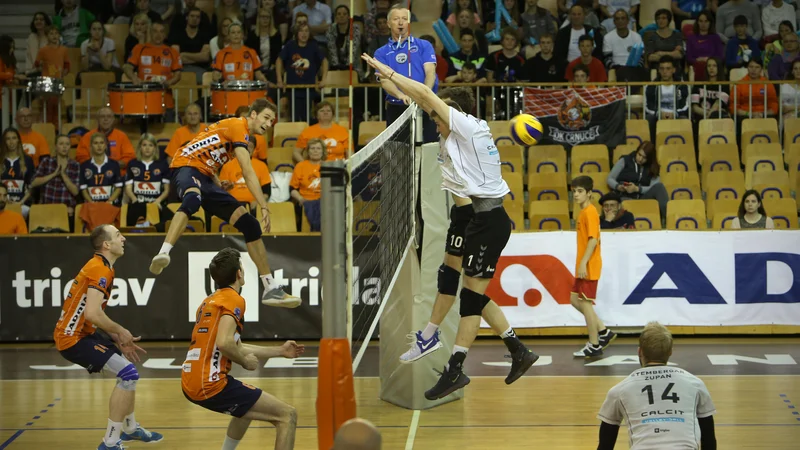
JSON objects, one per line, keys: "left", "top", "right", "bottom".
{"left": 459, "top": 288, "right": 490, "bottom": 317}
{"left": 438, "top": 264, "right": 461, "bottom": 296}
{"left": 234, "top": 213, "right": 262, "bottom": 242}
{"left": 177, "top": 191, "right": 201, "bottom": 216}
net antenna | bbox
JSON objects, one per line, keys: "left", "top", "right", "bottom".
{"left": 346, "top": 102, "right": 419, "bottom": 373}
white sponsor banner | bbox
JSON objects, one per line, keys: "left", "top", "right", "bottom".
{"left": 482, "top": 230, "right": 800, "bottom": 327}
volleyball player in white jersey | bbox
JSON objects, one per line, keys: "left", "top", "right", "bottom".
{"left": 597, "top": 322, "right": 717, "bottom": 450}
{"left": 361, "top": 53, "right": 538, "bottom": 399}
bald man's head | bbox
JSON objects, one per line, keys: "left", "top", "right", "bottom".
{"left": 333, "top": 418, "right": 381, "bottom": 450}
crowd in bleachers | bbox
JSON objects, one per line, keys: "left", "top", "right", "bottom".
{"left": 0, "top": 0, "right": 799, "bottom": 236}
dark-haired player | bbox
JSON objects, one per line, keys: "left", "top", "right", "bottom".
{"left": 182, "top": 247, "right": 304, "bottom": 450}
{"left": 570, "top": 176, "right": 616, "bottom": 357}
{"left": 54, "top": 225, "right": 161, "bottom": 450}
{"left": 361, "top": 53, "right": 538, "bottom": 400}
{"left": 148, "top": 99, "right": 300, "bottom": 308}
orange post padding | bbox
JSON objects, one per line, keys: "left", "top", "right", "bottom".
{"left": 316, "top": 337, "right": 357, "bottom": 450}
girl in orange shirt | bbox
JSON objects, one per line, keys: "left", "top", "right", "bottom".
{"left": 0, "top": 36, "right": 27, "bottom": 113}
{"left": 290, "top": 138, "right": 324, "bottom": 231}
{"left": 730, "top": 58, "right": 778, "bottom": 118}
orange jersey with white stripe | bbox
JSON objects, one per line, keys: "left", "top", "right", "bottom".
{"left": 53, "top": 254, "right": 115, "bottom": 351}
{"left": 170, "top": 117, "right": 252, "bottom": 177}
{"left": 127, "top": 43, "right": 182, "bottom": 82}
{"left": 212, "top": 46, "right": 262, "bottom": 81}
{"left": 181, "top": 287, "right": 246, "bottom": 401}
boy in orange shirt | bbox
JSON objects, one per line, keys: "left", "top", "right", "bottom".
{"left": 571, "top": 176, "right": 616, "bottom": 358}
{"left": 731, "top": 57, "right": 778, "bottom": 118}
{"left": 35, "top": 26, "right": 70, "bottom": 125}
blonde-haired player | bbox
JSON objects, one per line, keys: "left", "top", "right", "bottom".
{"left": 597, "top": 322, "right": 717, "bottom": 450}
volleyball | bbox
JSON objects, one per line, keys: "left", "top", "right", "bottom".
{"left": 510, "top": 114, "right": 544, "bottom": 146}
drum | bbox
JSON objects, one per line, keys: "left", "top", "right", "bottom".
{"left": 210, "top": 80, "right": 268, "bottom": 118}
{"left": 108, "top": 83, "right": 166, "bottom": 117}
{"left": 27, "top": 77, "right": 64, "bottom": 97}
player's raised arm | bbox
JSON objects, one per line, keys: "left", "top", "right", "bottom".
{"left": 362, "top": 53, "right": 451, "bottom": 129}
{"left": 216, "top": 314, "right": 259, "bottom": 370}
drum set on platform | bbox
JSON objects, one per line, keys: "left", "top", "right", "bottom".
{"left": 24, "top": 77, "right": 269, "bottom": 120}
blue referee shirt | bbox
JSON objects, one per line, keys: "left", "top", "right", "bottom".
{"left": 373, "top": 35, "right": 438, "bottom": 105}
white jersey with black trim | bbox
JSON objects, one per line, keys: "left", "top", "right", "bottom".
{"left": 597, "top": 366, "right": 716, "bottom": 450}
{"left": 437, "top": 107, "right": 510, "bottom": 199}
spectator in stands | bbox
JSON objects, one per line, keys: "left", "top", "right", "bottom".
{"left": 572, "top": 63, "right": 591, "bottom": 83}
{"left": 0, "top": 36, "right": 25, "bottom": 111}
{"left": 781, "top": 60, "right": 800, "bottom": 119}
{"left": 16, "top": 108, "right": 50, "bottom": 167}
{"left": 367, "top": 12, "right": 391, "bottom": 57}
{"left": 599, "top": 191, "right": 635, "bottom": 229}
{"left": 645, "top": 56, "right": 689, "bottom": 138}
{"left": 218, "top": 137, "right": 272, "bottom": 213}
{"left": 327, "top": 5, "right": 364, "bottom": 80}
{"left": 768, "top": 31, "right": 800, "bottom": 80}
{"left": 212, "top": 22, "right": 268, "bottom": 84}
{"left": 447, "top": 59, "right": 487, "bottom": 87}
{"left": 717, "top": 0, "right": 762, "bottom": 42}
{"left": 293, "top": 100, "right": 349, "bottom": 162}
{"left": 169, "top": 7, "right": 213, "bottom": 83}
{"left": 210, "top": 17, "right": 235, "bottom": 61}
{"left": 598, "top": 0, "right": 638, "bottom": 33}
{"left": 555, "top": 4, "right": 603, "bottom": 64}
{"left": 292, "top": 0, "right": 332, "bottom": 45}
{"left": 126, "top": 13, "right": 152, "bottom": 61}
{"left": 446, "top": 29, "right": 488, "bottom": 80}
{"left": 731, "top": 57, "right": 778, "bottom": 118}
{"left": 672, "top": 0, "right": 710, "bottom": 27}
{"left": 0, "top": 184, "right": 27, "bottom": 234}
{"left": 447, "top": 0, "right": 482, "bottom": 32}
{"left": 603, "top": 9, "right": 644, "bottom": 73}
{"left": 764, "top": 20, "right": 795, "bottom": 68}
{"left": 124, "top": 133, "right": 172, "bottom": 227}
{"left": 290, "top": 137, "right": 323, "bottom": 231}
{"left": 763, "top": 0, "right": 796, "bottom": 38}
{"left": 453, "top": 8, "right": 490, "bottom": 54}
{"left": 607, "top": 141, "right": 669, "bottom": 220}
{"left": 259, "top": 0, "right": 290, "bottom": 42}
{"left": 75, "top": 107, "right": 136, "bottom": 169}
{"left": 165, "top": 104, "right": 205, "bottom": 163}
{"left": 566, "top": 34, "right": 607, "bottom": 81}
{"left": 0, "top": 128, "right": 34, "bottom": 218}
{"left": 562, "top": 0, "right": 602, "bottom": 29}
{"left": 53, "top": 0, "right": 96, "bottom": 48}
{"left": 487, "top": 28, "right": 527, "bottom": 82}
{"left": 214, "top": 0, "right": 246, "bottom": 28}
{"left": 35, "top": 26, "right": 71, "bottom": 126}
{"left": 27, "top": 12, "right": 52, "bottom": 74}
{"left": 246, "top": 5, "right": 284, "bottom": 85}
{"left": 277, "top": 22, "right": 328, "bottom": 122}
{"left": 691, "top": 57, "right": 730, "bottom": 121}
{"left": 79, "top": 20, "right": 121, "bottom": 82}
{"left": 686, "top": 10, "right": 724, "bottom": 81}
{"left": 731, "top": 190, "right": 775, "bottom": 229}
{"left": 524, "top": 33, "right": 567, "bottom": 83}
{"left": 521, "top": 0, "right": 557, "bottom": 48}
{"left": 365, "top": 0, "right": 393, "bottom": 46}
{"left": 30, "top": 135, "right": 80, "bottom": 219}
{"left": 80, "top": 133, "right": 123, "bottom": 205}
{"left": 489, "top": 0, "right": 522, "bottom": 33}
{"left": 129, "top": 0, "right": 164, "bottom": 24}
{"left": 645, "top": 9, "right": 684, "bottom": 72}
{"left": 726, "top": 15, "right": 761, "bottom": 69}
{"left": 171, "top": 0, "right": 214, "bottom": 36}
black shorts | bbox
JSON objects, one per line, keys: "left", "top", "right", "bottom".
{"left": 445, "top": 204, "right": 475, "bottom": 257}
{"left": 184, "top": 377, "right": 262, "bottom": 418}
{"left": 172, "top": 166, "right": 241, "bottom": 220}
{"left": 59, "top": 333, "right": 122, "bottom": 374}
{"left": 462, "top": 206, "right": 511, "bottom": 279}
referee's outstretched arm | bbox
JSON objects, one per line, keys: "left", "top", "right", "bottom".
{"left": 362, "top": 53, "right": 454, "bottom": 135}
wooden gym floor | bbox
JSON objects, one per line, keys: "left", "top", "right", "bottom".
{"left": 1, "top": 337, "right": 799, "bottom": 449}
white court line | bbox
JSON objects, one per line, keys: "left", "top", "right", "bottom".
{"left": 405, "top": 410, "right": 421, "bottom": 450}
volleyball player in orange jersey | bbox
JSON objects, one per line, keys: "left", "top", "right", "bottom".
{"left": 53, "top": 225, "right": 161, "bottom": 450}
{"left": 149, "top": 98, "right": 301, "bottom": 308}
{"left": 182, "top": 248, "right": 304, "bottom": 450}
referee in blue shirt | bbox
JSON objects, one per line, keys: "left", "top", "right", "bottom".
{"left": 373, "top": 6, "right": 438, "bottom": 142}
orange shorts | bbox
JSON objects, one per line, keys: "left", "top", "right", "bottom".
{"left": 572, "top": 279, "right": 598, "bottom": 302}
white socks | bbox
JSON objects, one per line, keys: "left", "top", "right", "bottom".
{"left": 261, "top": 274, "right": 278, "bottom": 291}
{"left": 222, "top": 435, "right": 241, "bottom": 450}
{"left": 453, "top": 345, "right": 469, "bottom": 355}
{"left": 500, "top": 327, "right": 516, "bottom": 339}
{"left": 122, "top": 413, "right": 137, "bottom": 434}
{"left": 421, "top": 322, "right": 439, "bottom": 340}
{"left": 158, "top": 243, "right": 173, "bottom": 255}
{"left": 104, "top": 419, "right": 122, "bottom": 445}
